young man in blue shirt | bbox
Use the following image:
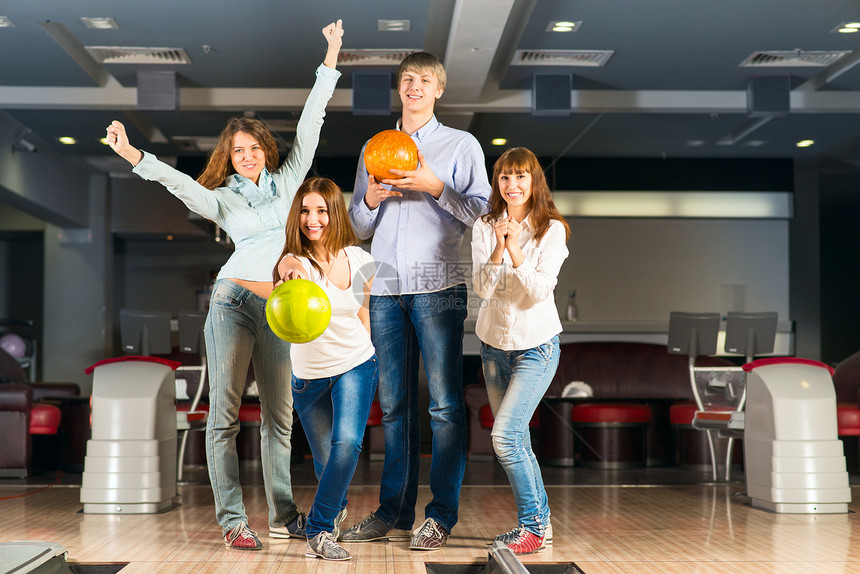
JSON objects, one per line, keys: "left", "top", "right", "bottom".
{"left": 344, "top": 51, "right": 491, "bottom": 550}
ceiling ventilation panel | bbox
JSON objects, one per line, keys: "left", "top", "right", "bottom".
{"left": 740, "top": 50, "right": 850, "bottom": 67}
{"left": 512, "top": 49, "right": 614, "bottom": 67}
{"left": 337, "top": 49, "right": 418, "bottom": 66}
{"left": 85, "top": 46, "right": 192, "bottom": 64}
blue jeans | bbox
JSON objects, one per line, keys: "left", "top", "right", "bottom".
{"left": 369, "top": 284, "right": 468, "bottom": 533}
{"left": 480, "top": 335, "right": 560, "bottom": 537}
{"left": 204, "top": 279, "right": 298, "bottom": 534}
{"left": 291, "top": 356, "right": 378, "bottom": 537}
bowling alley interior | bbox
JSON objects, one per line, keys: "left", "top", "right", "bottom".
{"left": 5, "top": 1, "right": 860, "bottom": 572}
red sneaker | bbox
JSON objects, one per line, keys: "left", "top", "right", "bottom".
{"left": 224, "top": 522, "right": 262, "bottom": 550}
{"left": 505, "top": 527, "right": 545, "bottom": 555}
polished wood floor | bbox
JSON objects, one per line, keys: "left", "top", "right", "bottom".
{"left": 3, "top": 460, "right": 860, "bottom": 574}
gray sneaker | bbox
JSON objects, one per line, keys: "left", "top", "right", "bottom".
{"left": 339, "top": 512, "right": 412, "bottom": 542}
{"left": 409, "top": 517, "right": 448, "bottom": 551}
{"left": 492, "top": 522, "right": 553, "bottom": 545}
{"left": 269, "top": 512, "right": 307, "bottom": 539}
{"left": 332, "top": 508, "right": 348, "bottom": 540}
{"left": 306, "top": 532, "right": 351, "bottom": 561}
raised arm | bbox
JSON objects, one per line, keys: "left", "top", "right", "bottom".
{"left": 106, "top": 120, "right": 221, "bottom": 220}
{"left": 272, "top": 20, "right": 343, "bottom": 200}
{"left": 105, "top": 120, "right": 143, "bottom": 167}
{"left": 322, "top": 19, "right": 344, "bottom": 69}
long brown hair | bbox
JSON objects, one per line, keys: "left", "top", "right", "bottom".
{"left": 272, "top": 177, "right": 357, "bottom": 283}
{"left": 483, "top": 147, "right": 571, "bottom": 241}
{"left": 196, "top": 117, "right": 280, "bottom": 189}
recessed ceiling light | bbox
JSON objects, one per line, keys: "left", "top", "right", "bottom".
{"left": 81, "top": 17, "right": 119, "bottom": 29}
{"left": 58, "top": 137, "right": 77, "bottom": 145}
{"left": 491, "top": 138, "right": 507, "bottom": 146}
{"left": 0, "top": 16, "right": 15, "bottom": 27}
{"left": 378, "top": 19, "right": 411, "bottom": 32}
{"left": 796, "top": 139, "right": 814, "bottom": 148}
{"left": 547, "top": 20, "right": 581, "bottom": 32}
{"left": 831, "top": 22, "right": 860, "bottom": 33}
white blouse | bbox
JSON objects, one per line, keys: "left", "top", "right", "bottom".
{"left": 471, "top": 214, "right": 569, "bottom": 351}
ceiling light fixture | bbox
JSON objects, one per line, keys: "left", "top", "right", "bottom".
{"left": 378, "top": 19, "right": 411, "bottom": 32}
{"left": 547, "top": 20, "right": 581, "bottom": 32}
{"left": 491, "top": 138, "right": 507, "bottom": 146}
{"left": 58, "top": 137, "right": 77, "bottom": 145}
{"left": 796, "top": 139, "right": 814, "bottom": 148}
{"left": 832, "top": 21, "right": 860, "bottom": 33}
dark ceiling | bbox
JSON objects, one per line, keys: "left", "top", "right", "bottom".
{"left": 4, "top": 0, "right": 860, "bottom": 180}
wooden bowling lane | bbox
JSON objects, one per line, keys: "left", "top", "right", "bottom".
{"left": 2, "top": 481, "right": 860, "bottom": 573}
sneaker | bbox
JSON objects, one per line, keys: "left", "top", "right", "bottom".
{"left": 269, "top": 512, "right": 307, "bottom": 539}
{"left": 305, "top": 532, "right": 351, "bottom": 561}
{"left": 339, "top": 512, "right": 412, "bottom": 542}
{"left": 409, "top": 517, "right": 449, "bottom": 551}
{"left": 332, "top": 508, "right": 348, "bottom": 540}
{"left": 492, "top": 521, "right": 553, "bottom": 545}
{"left": 504, "top": 527, "right": 545, "bottom": 555}
{"left": 224, "top": 522, "right": 262, "bottom": 551}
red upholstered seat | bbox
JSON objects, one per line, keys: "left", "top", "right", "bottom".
{"left": 669, "top": 401, "right": 735, "bottom": 425}
{"left": 479, "top": 404, "right": 494, "bottom": 429}
{"left": 837, "top": 403, "right": 860, "bottom": 436}
{"left": 30, "top": 403, "right": 61, "bottom": 435}
{"left": 238, "top": 403, "right": 262, "bottom": 423}
{"left": 572, "top": 403, "right": 651, "bottom": 424}
{"left": 367, "top": 401, "right": 383, "bottom": 426}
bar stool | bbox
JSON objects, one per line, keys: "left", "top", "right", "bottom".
{"left": 236, "top": 403, "right": 262, "bottom": 465}
{"left": 670, "top": 401, "right": 744, "bottom": 471}
{"left": 572, "top": 403, "right": 651, "bottom": 469}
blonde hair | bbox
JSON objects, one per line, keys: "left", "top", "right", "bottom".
{"left": 483, "top": 147, "right": 571, "bottom": 241}
{"left": 196, "top": 117, "right": 280, "bottom": 190}
{"left": 272, "top": 177, "right": 357, "bottom": 283}
{"left": 397, "top": 51, "right": 447, "bottom": 91}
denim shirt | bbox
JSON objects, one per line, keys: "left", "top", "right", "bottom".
{"left": 348, "top": 116, "right": 491, "bottom": 295}
{"left": 132, "top": 64, "right": 341, "bottom": 282}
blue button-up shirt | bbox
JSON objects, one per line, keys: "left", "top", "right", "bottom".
{"left": 348, "top": 116, "right": 491, "bottom": 295}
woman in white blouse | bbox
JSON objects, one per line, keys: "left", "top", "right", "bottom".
{"left": 471, "top": 147, "right": 570, "bottom": 555}
{"left": 273, "top": 177, "right": 376, "bottom": 562}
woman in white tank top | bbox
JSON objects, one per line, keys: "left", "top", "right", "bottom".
{"left": 273, "top": 177, "right": 377, "bottom": 561}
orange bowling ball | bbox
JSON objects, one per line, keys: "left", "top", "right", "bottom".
{"left": 364, "top": 129, "right": 418, "bottom": 182}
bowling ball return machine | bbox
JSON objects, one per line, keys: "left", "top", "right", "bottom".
{"left": 668, "top": 312, "right": 851, "bottom": 514}
{"left": 79, "top": 310, "right": 180, "bottom": 514}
